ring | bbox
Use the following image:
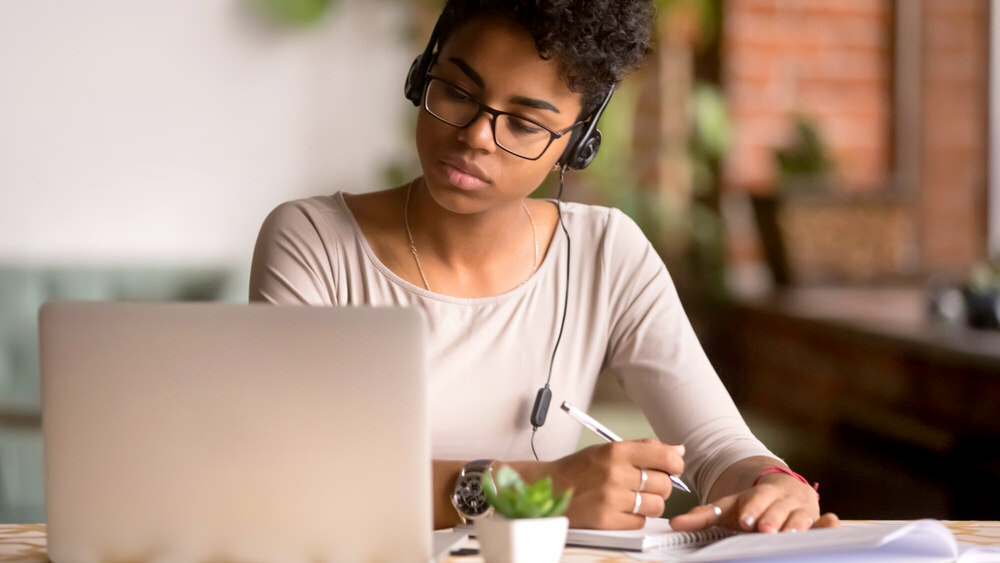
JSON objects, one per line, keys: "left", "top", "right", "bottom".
{"left": 637, "top": 468, "right": 648, "bottom": 492}
{"left": 709, "top": 504, "right": 722, "bottom": 522}
{"left": 632, "top": 491, "right": 642, "bottom": 514}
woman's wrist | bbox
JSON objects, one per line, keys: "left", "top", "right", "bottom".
{"left": 753, "top": 466, "right": 820, "bottom": 500}
{"left": 433, "top": 460, "right": 468, "bottom": 529}
{"left": 504, "top": 459, "right": 555, "bottom": 487}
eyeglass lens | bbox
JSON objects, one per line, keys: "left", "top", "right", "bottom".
{"left": 424, "top": 78, "right": 554, "bottom": 160}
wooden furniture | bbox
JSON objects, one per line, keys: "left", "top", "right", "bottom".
{"left": 725, "top": 287, "right": 1000, "bottom": 519}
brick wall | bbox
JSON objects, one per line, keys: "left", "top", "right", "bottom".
{"left": 919, "top": 0, "right": 990, "bottom": 274}
{"left": 722, "top": 0, "right": 893, "bottom": 194}
{"left": 721, "top": 0, "right": 990, "bottom": 278}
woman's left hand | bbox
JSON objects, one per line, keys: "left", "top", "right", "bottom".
{"left": 669, "top": 473, "right": 839, "bottom": 534}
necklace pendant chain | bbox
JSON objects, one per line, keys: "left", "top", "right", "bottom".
{"left": 404, "top": 180, "right": 539, "bottom": 293}
{"left": 404, "top": 181, "right": 432, "bottom": 291}
{"left": 523, "top": 201, "right": 539, "bottom": 273}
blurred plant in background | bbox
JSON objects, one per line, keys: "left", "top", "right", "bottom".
{"left": 250, "top": 0, "right": 338, "bottom": 26}
{"left": 968, "top": 261, "right": 1000, "bottom": 293}
{"left": 774, "top": 115, "right": 835, "bottom": 195}
{"left": 964, "top": 260, "right": 1000, "bottom": 330}
{"left": 582, "top": 0, "right": 730, "bottom": 300}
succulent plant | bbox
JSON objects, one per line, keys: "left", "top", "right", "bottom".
{"left": 482, "top": 465, "right": 572, "bottom": 519}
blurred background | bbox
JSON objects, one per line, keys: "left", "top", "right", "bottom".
{"left": 1, "top": 0, "right": 998, "bottom": 523}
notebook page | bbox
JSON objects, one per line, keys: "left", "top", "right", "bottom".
{"left": 680, "top": 519, "right": 958, "bottom": 562}
{"left": 566, "top": 518, "right": 734, "bottom": 551}
{"left": 432, "top": 529, "right": 468, "bottom": 562}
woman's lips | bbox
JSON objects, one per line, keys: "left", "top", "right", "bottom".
{"left": 441, "top": 159, "right": 490, "bottom": 190}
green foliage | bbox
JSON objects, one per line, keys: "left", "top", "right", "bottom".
{"left": 968, "top": 260, "right": 1000, "bottom": 292}
{"left": 656, "top": 0, "right": 723, "bottom": 51}
{"left": 482, "top": 466, "right": 572, "bottom": 519}
{"left": 691, "top": 83, "right": 731, "bottom": 164}
{"left": 775, "top": 115, "right": 834, "bottom": 192}
{"left": 251, "top": 0, "right": 337, "bottom": 26}
{"left": 580, "top": 76, "right": 641, "bottom": 201}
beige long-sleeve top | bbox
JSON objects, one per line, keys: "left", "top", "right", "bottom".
{"left": 249, "top": 192, "right": 776, "bottom": 500}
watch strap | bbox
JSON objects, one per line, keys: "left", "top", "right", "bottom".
{"left": 464, "top": 458, "right": 494, "bottom": 475}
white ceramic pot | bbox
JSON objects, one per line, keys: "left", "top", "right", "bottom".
{"left": 475, "top": 515, "right": 569, "bottom": 563}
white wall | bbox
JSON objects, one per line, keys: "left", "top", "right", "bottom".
{"left": 0, "top": 0, "right": 415, "bottom": 267}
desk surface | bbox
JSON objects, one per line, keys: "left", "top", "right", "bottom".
{"left": 1, "top": 521, "right": 998, "bottom": 562}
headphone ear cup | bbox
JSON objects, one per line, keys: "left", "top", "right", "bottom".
{"left": 567, "top": 129, "right": 602, "bottom": 170}
{"left": 557, "top": 129, "right": 581, "bottom": 169}
{"left": 404, "top": 55, "right": 425, "bottom": 106}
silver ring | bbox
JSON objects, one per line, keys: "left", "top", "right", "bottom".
{"left": 631, "top": 491, "right": 642, "bottom": 514}
{"left": 637, "top": 468, "right": 648, "bottom": 492}
{"left": 709, "top": 504, "right": 722, "bottom": 521}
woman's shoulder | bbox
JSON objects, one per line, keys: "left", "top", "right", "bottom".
{"left": 558, "top": 201, "right": 645, "bottom": 242}
{"left": 261, "top": 191, "right": 380, "bottom": 237}
{"left": 251, "top": 192, "right": 370, "bottom": 263}
{"left": 262, "top": 192, "right": 344, "bottom": 224}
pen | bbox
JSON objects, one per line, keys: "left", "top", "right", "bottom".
{"left": 560, "top": 400, "right": 692, "bottom": 494}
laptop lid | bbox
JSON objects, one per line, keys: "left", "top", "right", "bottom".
{"left": 39, "top": 302, "right": 431, "bottom": 562}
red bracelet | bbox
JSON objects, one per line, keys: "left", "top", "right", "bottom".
{"left": 753, "top": 466, "right": 820, "bottom": 499}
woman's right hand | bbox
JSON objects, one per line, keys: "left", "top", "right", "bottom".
{"left": 541, "top": 439, "right": 686, "bottom": 530}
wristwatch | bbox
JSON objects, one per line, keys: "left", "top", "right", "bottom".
{"left": 451, "top": 459, "right": 496, "bottom": 523}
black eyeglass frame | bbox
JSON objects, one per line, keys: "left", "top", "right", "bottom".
{"left": 422, "top": 74, "right": 583, "bottom": 161}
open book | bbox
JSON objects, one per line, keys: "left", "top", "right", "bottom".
{"left": 568, "top": 518, "right": 1000, "bottom": 562}
{"left": 678, "top": 519, "right": 1000, "bottom": 562}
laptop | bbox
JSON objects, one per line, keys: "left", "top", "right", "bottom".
{"left": 39, "top": 302, "right": 432, "bottom": 562}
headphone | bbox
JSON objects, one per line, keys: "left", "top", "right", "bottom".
{"left": 404, "top": 13, "right": 615, "bottom": 458}
{"left": 404, "top": 16, "right": 613, "bottom": 171}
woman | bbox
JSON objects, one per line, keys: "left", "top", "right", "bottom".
{"left": 250, "top": 0, "right": 838, "bottom": 533}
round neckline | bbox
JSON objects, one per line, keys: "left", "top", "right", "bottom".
{"left": 334, "top": 191, "right": 563, "bottom": 306}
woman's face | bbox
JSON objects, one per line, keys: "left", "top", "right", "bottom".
{"left": 415, "top": 16, "right": 584, "bottom": 215}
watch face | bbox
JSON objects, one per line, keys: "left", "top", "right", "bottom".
{"left": 454, "top": 472, "right": 490, "bottom": 516}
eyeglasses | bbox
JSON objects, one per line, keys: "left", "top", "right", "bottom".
{"left": 422, "top": 75, "right": 580, "bottom": 160}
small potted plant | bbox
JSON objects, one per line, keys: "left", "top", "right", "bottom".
{"left": 476, "top": 465, "right": 573, "bottom": 563}
{"left": 964, "top": 260, "right": 1000, "bottom": 329}
{"left": 752, "top": 115, "right": 836, "bottom": 286}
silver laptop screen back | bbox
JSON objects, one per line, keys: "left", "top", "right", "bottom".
{"left": 40, "top": 302, "right": 431, "bottom": 562}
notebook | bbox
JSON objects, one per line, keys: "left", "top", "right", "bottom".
{"left": 39, "top": 302, "right": 433, "bottom": 562}
{"left": 566, "top": 518, "right": 735, "bottom": 552}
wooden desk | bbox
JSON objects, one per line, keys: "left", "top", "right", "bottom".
{"left": 2, "top": 521, "right": 999, "bottom": 562}
{"left": 725, "top": 287, "right": 1000, "bottom": 519}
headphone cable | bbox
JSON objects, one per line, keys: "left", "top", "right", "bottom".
{"left": 530, "top": 165, "right": 572, "bottom": 461}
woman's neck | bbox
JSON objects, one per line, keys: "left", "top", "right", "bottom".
{"left": 404, "top": 179, "right": 543, "bottom": 297}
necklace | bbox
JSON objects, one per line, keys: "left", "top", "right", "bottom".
{"left": 404, "top": 180, "right": 538, "bottom": 292}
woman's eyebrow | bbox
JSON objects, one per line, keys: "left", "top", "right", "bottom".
{"left": 447, "top": 57, "right": 485, "bottom": 88}
{"left": 510, "top": 95, "right": 560, "bottom": 114}
{"left": 447, "top": 56, "right": 561, "bottom": 114}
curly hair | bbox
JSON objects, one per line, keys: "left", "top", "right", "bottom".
{"left": 434, "top": 0, "right": 655, "bottom": 117}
